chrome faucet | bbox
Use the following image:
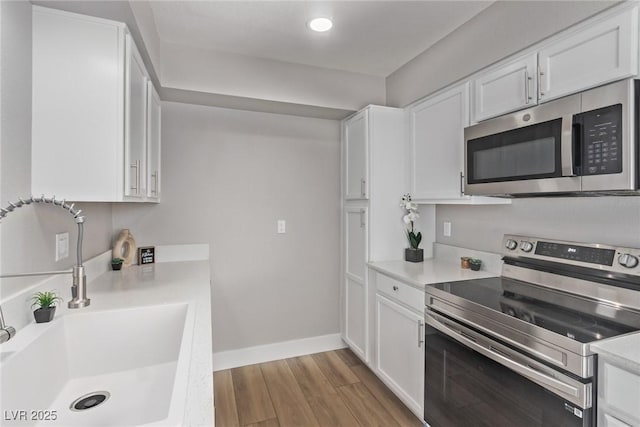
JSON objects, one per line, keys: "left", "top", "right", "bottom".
{"left": 0, "top": 306, "right": 16, "bottom": 344}
{"left": 0, "top": 195, "right": 90, "bottom": 314}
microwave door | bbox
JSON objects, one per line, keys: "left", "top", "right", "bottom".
{"left": 465, "top": 95, "right": 581, "bottom": 196}
{"left": 579, "top": 79, "right": 636, "bottom": 192}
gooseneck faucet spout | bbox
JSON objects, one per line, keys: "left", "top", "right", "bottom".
{"left": 0, "top": 195, "right": 90, "bottom": 309}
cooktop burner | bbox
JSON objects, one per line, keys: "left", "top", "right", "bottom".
{"left": 431, "top": 277, "right": 640, "bottom": 344}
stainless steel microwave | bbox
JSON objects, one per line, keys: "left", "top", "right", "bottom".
{"left": 464, "top": 79, "right": 639, "bottom": 196}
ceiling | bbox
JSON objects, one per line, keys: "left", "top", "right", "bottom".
{"left": 148, "top": 1, "right": 493, "bottom": 77}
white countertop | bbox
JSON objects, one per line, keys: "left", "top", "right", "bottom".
{"left": 369, "top": 244, "right": 501, "bottom": 290}
{"left": 590, "top": 332, "right": 640, "bottom": 373}
{"left": 85, "top": 261, "right": 214, "bottom": 426}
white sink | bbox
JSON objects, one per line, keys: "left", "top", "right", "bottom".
{"left": 0, "top": 303, "right": 195, "bottom": 426}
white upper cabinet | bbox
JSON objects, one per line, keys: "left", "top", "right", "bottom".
{"left": 408, "top": 83, "right": 469, "bottom": 200}
{"left": 146, "top": 82, "right": 162, "bottom": 202}
{"left": 538, "top": 6, "right": 638, "bottom": 103}
{"left": 31, "top": 7, "right": 160, "bottom": 202}
{"left": 343, "top": 111, "right": 369, "bottom": 200}
{"left": 472, "top": 53, "right": 537, "bottom": 122}
{"left": 125, "top": 35, "right": 149, "bottom": 199}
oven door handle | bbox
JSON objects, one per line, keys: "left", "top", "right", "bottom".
{"left": 425, "top": 312, "right": 590, "bottom": 409}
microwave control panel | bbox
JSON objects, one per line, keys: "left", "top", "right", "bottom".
{"left": 576, "top": 104, "right": 622, "bottom": 176}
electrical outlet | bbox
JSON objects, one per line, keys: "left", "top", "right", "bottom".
{"left": 443, "top": 222, "right": 452, "bottom": 237}
{"left": 56, "top": 232, "right": 69, "bottom": 261}
{"left": 277, "top": 220, "right": 286, "bottom": 234}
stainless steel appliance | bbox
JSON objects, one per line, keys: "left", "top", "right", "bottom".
{"left": 424, "top": 235, "right": 640, "bottom": 427}
{"left": 464, "top": 79, "right": 639, "bottom": 196}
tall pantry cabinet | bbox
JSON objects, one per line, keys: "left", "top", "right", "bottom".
{"left": 341, "top": 106, "right": 405, "bottom": 363}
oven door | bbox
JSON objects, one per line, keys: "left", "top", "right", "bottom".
{"left": 424, "top": 311, "right": 593, "bottom": 427}
{"left": 464, "top": 94, "right": 581, "bottom": 196}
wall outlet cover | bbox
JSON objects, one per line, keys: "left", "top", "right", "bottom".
{"left": 443, "top": 222, "right": 452, "bottom": 237}
{"left": 55, "top": 232, "right": 69, "bottom": 261}
{"left": 277, "top": 220, "right": 286, "bottom": 234}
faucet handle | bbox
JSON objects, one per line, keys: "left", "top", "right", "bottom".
{"left": 0, "top": 326, "right": 16, "bottom": 344}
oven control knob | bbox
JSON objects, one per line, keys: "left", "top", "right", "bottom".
{"left": 618, "top": 253, "right": 639, "bottom": 268}
{"left": 505, "top": 239, "right": 518, "bottom": 250}
{"left": 520, "top": 241, "right": 534, "bottom": 253}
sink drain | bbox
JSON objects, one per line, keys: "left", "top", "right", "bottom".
{"left": 70, "top": 391, "right": 110, "bottom": 411}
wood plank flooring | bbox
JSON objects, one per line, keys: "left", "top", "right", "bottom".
{"left": 214, "top": 349, "right": 423, "bottom": 427}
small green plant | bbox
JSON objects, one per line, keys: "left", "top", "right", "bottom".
{"left": 31, "top": 291, "right": 63, "bottom": 310}
{"left": 111, "top": 258, "right": 124, "bottom": 264}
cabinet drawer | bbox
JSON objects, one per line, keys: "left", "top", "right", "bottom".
{"left": 376, "top": 272, "right": 423, "bottom": 313}
{"left": 601, "top": 413, "right": 634, "bottom": 427}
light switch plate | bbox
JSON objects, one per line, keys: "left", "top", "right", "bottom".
{"left": 443, "top": 222, "right": 452, "bottom": 237}
{"left": 56, "top": 232, "right": 69, "bottom": 261}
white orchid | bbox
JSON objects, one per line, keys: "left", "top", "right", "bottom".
{"left": 400, "top": 194, "right": 422, "bottom": 250}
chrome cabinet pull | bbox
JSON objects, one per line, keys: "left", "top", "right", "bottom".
{"left": 360, "top": 178, "right": 366, "bottom": 197}
{"left": 538, "top": 65, "right": 545, "bottom": 98}
{"left": 418, "top": 320, "right": 424, "bottom": 348}
{"left": 129, "top": 161, "right": 140, "bottom": 194}
{"left": 392, "top": 285, "right": 399, "bottom": 291}
{"left": 359, "top": 209, "right": 366, "bottom": 228}
{"left": 524, "top": 70, "right": 533, "bottom": 103}
{"left": 150, "top": 171, "right": 158, "bottom": 196}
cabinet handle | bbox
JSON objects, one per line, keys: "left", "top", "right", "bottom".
{"left": 129, "top": 161, "right": 140, "bottom": 194}
{"left": 538, "top": 65, "right": 544, "bottom": 98}
{"left": 359, "top": 209, "right": 366, "bottom": 228}
{"left": 459, "top": 172, "right": 465, "bottom": 195}
{"left": 392, "top": 285, "right": 399, "bottom": 291}
{"left": 151, "top": 171, "right": 158, "bottom": 196}
{"left": 418, "top": 320, "right": 424, "bottom": 348}
{"left": 524, "top": 70, "right": 533, "bottom": 103}
{"left": 360, "top": 178, "right": 366, "bottom": 198}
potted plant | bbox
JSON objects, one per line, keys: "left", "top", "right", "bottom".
{"left": 401, "top": 194, "right": 423, "bottom": 263}
{"left": 469, "top": 258, "right": 483, "bottom": 271}
{"left": 111, "top": 257, "right": 124, "bottom": 270}
{"left": 31, "top": 291, "right": 63, "bottom": 323}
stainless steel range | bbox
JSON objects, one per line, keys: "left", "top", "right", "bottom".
{"left": 424, "top": 235, "right": 640, "bottom": 427}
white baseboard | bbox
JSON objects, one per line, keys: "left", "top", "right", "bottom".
{"left": 213, "top": 333, "right": 347, "bottom": 371}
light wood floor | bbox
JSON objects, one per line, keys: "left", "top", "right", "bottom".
{"left": 214, "top": 348, "right": 423, "bottom": 427}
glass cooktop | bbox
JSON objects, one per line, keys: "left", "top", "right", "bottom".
{"left": 431, "top": 277, "right": 640, "bottom": 344}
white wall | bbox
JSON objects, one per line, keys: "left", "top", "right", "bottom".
{"left": 112, "top": 102, "right": 341, "bottom": 353}
{"left": 386, "top": 1, "right": 616, "bottom": 107}
{"left": 161, "top": 42, "right": 385, "bottom": 112}
{"left": 0, "top": 0, "right": 113, "bottom": 293}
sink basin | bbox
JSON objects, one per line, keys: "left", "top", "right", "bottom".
{"left": 0, "top": 303, "right": 194, "bottom": 426}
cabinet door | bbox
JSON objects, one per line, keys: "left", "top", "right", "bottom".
{"left": 409, "top": 83, "right": 469, "bottom": 199}
{"left": 376, "top": 294, "right": 424, "bottom": 417}
{"left": 343, "top": 206, "right": 368, "bottom": 360}
{"left": 344, "top": 207, "right": 368, "bottom": 283}
{"left": 538, "top": 7, "right": 638, "bottom": 103}
{"left": 344, "top": 110, "right": 368, "bottom": 200}
{"left": 124, "top": 34, "right": 149, "bottom": 198}
{"left": 345, "top": 277, "right": 367, "bottom": 360}
{"left": 146, "top": 82, "right": 161, "bottom": 202}
{"left": 472, "top": 53, "right": 537, "bottom": 122}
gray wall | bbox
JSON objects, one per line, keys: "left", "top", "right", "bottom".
{"left": 384, "top": 1, "right": 640, "bottom": 253}
{"left": 112, "top": 102, "right": 341, "bottom": 353}
{"left": 0, "top": 0, "right": 113, "bottom": 290}
{"left": 437, "top": 198, "right": 640, "bottom": 253}
{"left": 386, "top": 1, "right": 616, "bottom": 107}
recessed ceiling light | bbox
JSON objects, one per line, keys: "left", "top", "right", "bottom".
{"left": 308, "top": 17, "right": 333, "bottom": 32}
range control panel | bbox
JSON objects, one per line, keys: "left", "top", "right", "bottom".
{"left": 502, "top": 234, "right": 640, "bottom": 275}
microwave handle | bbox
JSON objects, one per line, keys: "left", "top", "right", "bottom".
{"left": 561, "top": 115, "right": 578, "bottom": 177}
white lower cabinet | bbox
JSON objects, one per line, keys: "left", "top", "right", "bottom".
{"left": 598, "top": 358, "right": 640, "bottom": 427}
{"left": 345, "top": 277, "right": 367, "bottom": 360}
{"left": 375, "top": 273, "right": 424, "bottom": 418}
